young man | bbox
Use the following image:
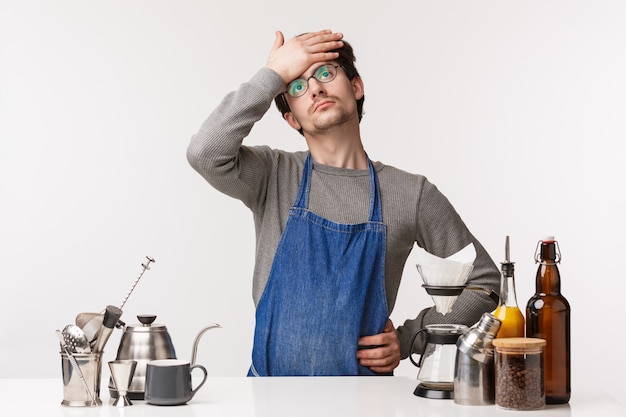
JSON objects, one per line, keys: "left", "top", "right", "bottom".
{"left": 187, "top": 30, "right": 499, "bottom": 376}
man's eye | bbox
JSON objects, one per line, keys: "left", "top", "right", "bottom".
{"left": 287, "top": 79, "right": 307, "bottom": 97}
{"left": 316, "top": 66, "right": 332, "bottom": 81}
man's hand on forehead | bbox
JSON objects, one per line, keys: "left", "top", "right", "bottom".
{"left": 266, "top": 29, "right": 344, "bottom": 84}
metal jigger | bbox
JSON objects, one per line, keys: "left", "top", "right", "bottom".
{"left": 108, "top": 360, "right": 137, "bottom": 407}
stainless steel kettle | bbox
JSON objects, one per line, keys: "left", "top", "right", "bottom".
{"left": 108, "top": 314, "right": 220, "bottom": 400}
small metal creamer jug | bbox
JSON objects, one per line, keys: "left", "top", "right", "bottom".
{"left": 453, "top": 312, "right": 501, "bottom": 405}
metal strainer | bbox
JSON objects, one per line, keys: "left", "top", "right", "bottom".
{"left": 62, "top": 324, "right": 91, "bottom": 354}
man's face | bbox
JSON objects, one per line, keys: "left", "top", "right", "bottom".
{"left": 284, "top": 62, "right": 363, "bottom": 135}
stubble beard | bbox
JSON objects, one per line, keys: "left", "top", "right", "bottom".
{"left": 308, "top": 100, "right": 355, "bottom": 135}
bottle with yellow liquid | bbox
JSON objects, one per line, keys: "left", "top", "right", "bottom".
{"left": 493, "top": 236, "right": 525, "bottom": 338}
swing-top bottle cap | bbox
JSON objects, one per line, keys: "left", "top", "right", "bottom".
{"left": 536, "top": 236, "right": 560, "bottom": 263}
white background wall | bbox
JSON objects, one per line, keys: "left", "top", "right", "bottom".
{"left": 1, "top": 0, "right": 624, "bottom": 406}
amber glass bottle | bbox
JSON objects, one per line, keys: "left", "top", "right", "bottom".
{"left": 526, "top": 236, "right": 571, "bottom": 404}
{"left": 493, "top": 236, "right": 525, "bottom": 338}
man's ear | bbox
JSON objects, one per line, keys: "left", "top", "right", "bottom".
{"left": 352, "top": 76, "right": 364, "bottom": 100}
{"left": 284, "top": 112, "right": 302, "bottom": 131}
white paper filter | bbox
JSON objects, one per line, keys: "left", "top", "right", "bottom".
{"left": 415, "top": 243, "right": 476, "bottom": 314}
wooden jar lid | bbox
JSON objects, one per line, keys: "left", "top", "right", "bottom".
{"left": 492, "top": 337, "right": 546, "bottom": 352}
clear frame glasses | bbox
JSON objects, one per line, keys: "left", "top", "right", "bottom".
{"left": 286, "top": 64, "right": 340, "bottom": 98}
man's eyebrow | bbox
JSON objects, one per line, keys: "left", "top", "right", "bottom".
{"left": 296, "top": 62, "right": 333, "bottom": 80}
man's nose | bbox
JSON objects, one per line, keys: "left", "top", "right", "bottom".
{"left": 307, "top": 78, "right": 326, "bottom": 97}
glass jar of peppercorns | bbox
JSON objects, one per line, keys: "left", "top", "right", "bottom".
{"left": 492, "top": 337, "right": 546, "bottom": 410}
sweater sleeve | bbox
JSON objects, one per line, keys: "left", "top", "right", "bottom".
{"left": 396, "top": 179, "right": 500, "bottom": 359}
{"left": 186, "top": 67, "right": 286, "bottom": 209}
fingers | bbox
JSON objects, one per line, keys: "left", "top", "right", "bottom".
{"left": 266, "top": 29, "right": 344, "bottom": 84}
{"left": 296, "top": 30, "right": 344, "bottom": 54}
{"left": 357, "top": 343, "right": 398, "bottom": 361}
{"left": 384, "top": 319, "right": 395, "bottom": 333}
{"left": 358, "top": 343, "right": 401, "bottom": 373}
{"left": 358, "top": 319, "right": 395, "bottom": 346}
{"left": 270, "top": 30, "right": 285, "bottom": 53}
{"left": 357, "top": 322, "right": 401, "bottom": 373}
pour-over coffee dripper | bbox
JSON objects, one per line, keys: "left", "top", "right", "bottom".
{"left": 412, "top": 245, "right": 501, "bottom": 399}
{"left": 412, "top": 261, "right": 474, "bottom": 400}
{"left": 411, "top": 244, "right": 475, "bottom": 399}
{"left": 415, "top": 243, "right": 476, "bottom": 316}
{"left": 417, "top": 262, "right": 474, "bottom": 314}
{"left": 416, "top": 245, "right": 500, "bottom": 313}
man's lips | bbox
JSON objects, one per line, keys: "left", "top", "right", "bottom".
{"left": 313, "top": 99, "right": 334, "bottom": 112}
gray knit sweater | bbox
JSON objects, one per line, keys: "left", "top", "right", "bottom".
{"left": 187, "top": 67, "right": 500, "bottom": 358}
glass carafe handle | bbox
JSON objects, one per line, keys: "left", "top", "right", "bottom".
{"left": 409, "top": 328, "right": 429, "bottom": 368}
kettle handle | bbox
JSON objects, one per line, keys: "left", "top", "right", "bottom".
{"left": 190, "top": 323, "right": 222, "bottom": 366}
{"left": 409, "top": 328, "right": 428, "bottom": 368}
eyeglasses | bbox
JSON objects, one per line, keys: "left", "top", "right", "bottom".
{"left": 286, "top": 64, "right": 341, "bottom": 98}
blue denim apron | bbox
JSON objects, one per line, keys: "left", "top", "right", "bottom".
{"left": 249, "top": 153, "right": 389, "bottom": 376}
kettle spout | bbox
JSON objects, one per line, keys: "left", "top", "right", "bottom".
{"left": 191, "top": 323, "right": 221, "bottom": 366}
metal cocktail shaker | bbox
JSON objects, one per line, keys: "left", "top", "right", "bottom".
{"left": 453, "top": 312, "right": 501, "bottom": 405}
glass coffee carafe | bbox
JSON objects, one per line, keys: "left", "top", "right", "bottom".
{"left": 410, "top": 324, "right": 469, "bottom": 399}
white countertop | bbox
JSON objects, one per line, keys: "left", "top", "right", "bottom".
{"left": 1, "top": 376, "right": 624, "bottom": 417}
